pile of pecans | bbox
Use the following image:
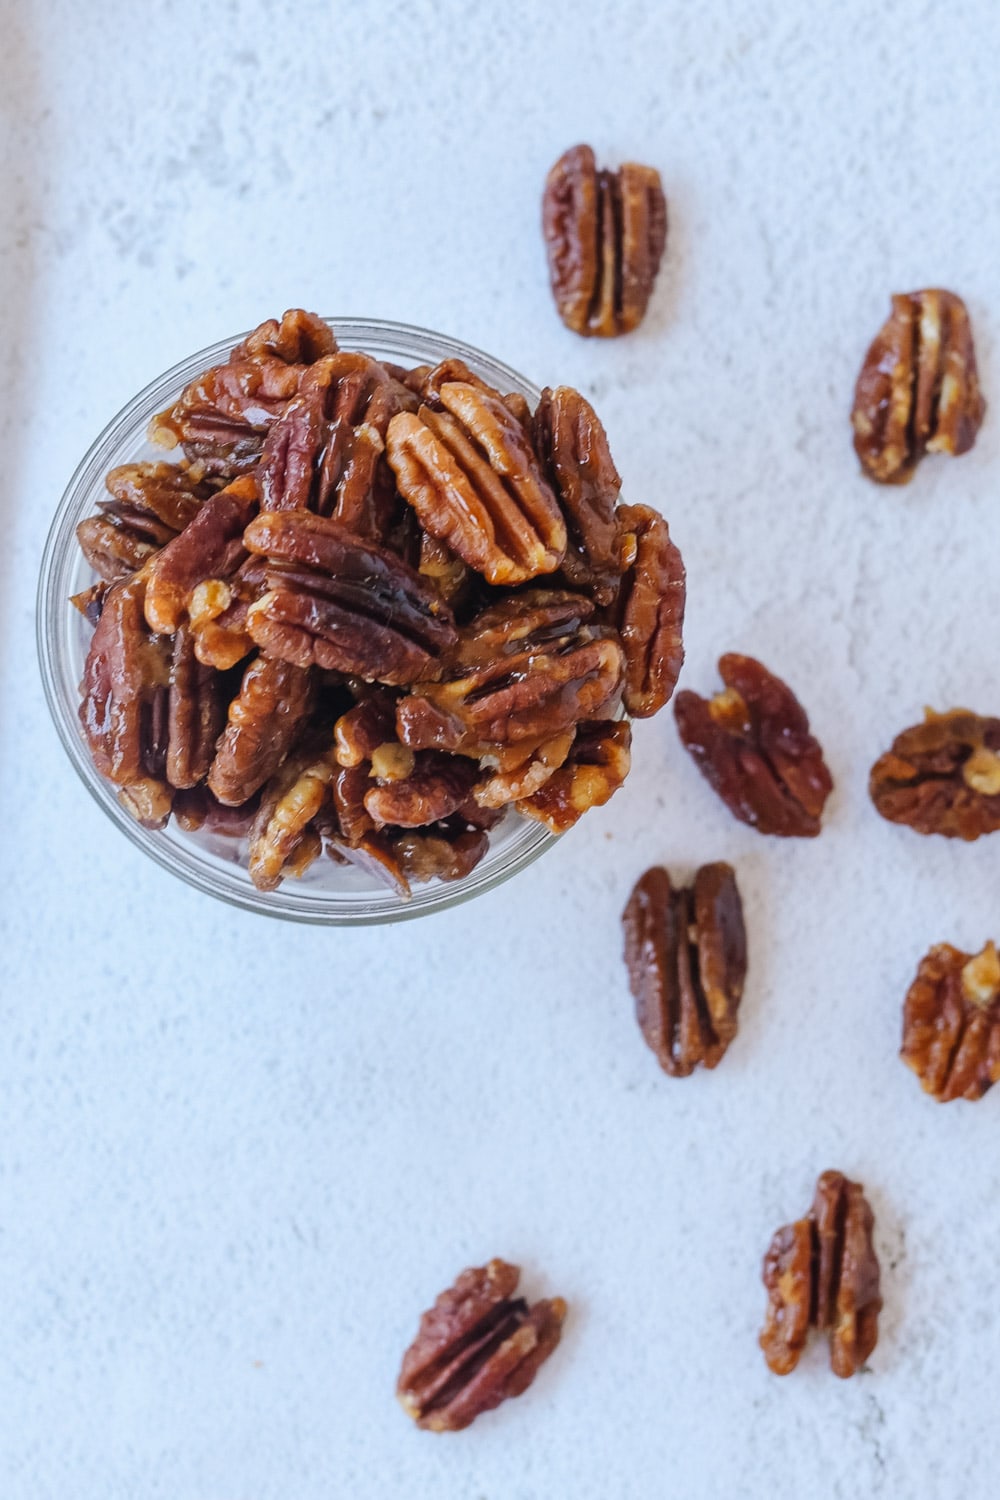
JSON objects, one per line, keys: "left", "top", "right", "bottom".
{"left": 73, "top": 308, "right": 685, "bottom": 895}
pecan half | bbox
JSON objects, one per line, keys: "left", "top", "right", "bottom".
{"left": 869, "top": 707, "right": 1000, "bottom": 839}
{"left": 363, "top": 751, "right": 479, "bottom": 829}
{"left": 622, "top": 862, "right": 747, "bottom": 1076}
{"left": 760, "top": 1172, "right": 881, "bottom": 1378}
{"left": 674, "top": 654, "right": 833, "bottom": 836}
{"left": 386, "top": 382, "right": 567, "bottom": 586}
{"left": 247, "top": 746, "right": 335, "bottom": 890}
{"left": 852, "top": 289, "right": 986, "bottom": 483}
{"left": 417, "top": 358, "right": 532, "bottom": 428}
{"left": 76, "top": 462, "right": 212, "bottom": 582}
{"left": 207, "top": 654, "right": 314, "bottom": 806}
{"left": 143, "top": 476, "right": 258, "bottom": 635}
{"left": 542, "top": 144, "right": 667, "bottom": 337}
{"left": 397, "top": 1259, "right": 566, "bottom": 1432}
{"left": 616, "top": 504, "right": 686, "bottom": 716}
{"left": 533, "top": 385, "right": 622, "bottom": 605}
{"left": 517, "top": 719, "right": 631, "bottom": 832}
{"left": 901, "top": 940, "right": 1000, "bottom": 1101}
{"left": 165, "top": 625, "right": 228, "bottom": 790}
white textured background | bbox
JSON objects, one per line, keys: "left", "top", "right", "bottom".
{"left": 2, "top": 2, "right": 999, "bottom": 1495}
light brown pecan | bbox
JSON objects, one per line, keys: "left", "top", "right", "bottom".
{"left": 417, "top": 358, "right": 533, "bottom": 428}
{"left": 334, "top": 693, "right": 401, "bottom": 768}
{"left": 243, "top": 510, "right": 458, "bottom": 685}
{"left": 517, "top": 719, "right": 631, "bottom": 832}
{"left": 621, "top": 862, "right": 747, "bottom": 1077}
{"left": 363, "top": 751, "right": 479, "bottom": 829}
{"left": 475, "top": 730, "right": 576, "bottom": 809}
{"left": 207, "top": 654, "right": 314, "bottom": 806}
{"left": 616, "top": 504, "right": 686, "bottom": 716}
{"left": 143, "top": 476, "right": 258, "bottom": 635}
{"left": 761, "top": 1172, "right": 881, "bottom": 1379}
{"left": 533, "top": 386, "right": 622, "bottom": 605}
{"left": 247, "top": 746, "right": 336, "bottom": 890}
{"left": 542, "top": 144, "right": 667, "bottom": 337}
{"left": 901, "top": 940, "right": 1000, "bottom": 1102}
{"left": 76, "top": 462, "right": 213, "bottom": 582}
{"left": 397, "top": 1259, "right": 566, "bottom": 1432}
{"left": 852, "top": 289, "right": 986, "bottom": 483}
{"left": 869, "top": 707, "right": 1000, "bottom": 840}
{"left": 386, "top": 382, "right": 567, "bottom": 586}
{"left": 674, "top": 655, "right": 833, "bottom": 836}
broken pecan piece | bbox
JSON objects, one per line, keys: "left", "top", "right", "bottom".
{"left": 761, "top": 1172, "right": 881, "bottom": 1378}
{"left": 247, "top": 746, "right": 335, "bottom": 890}
{"left": 869, "top": 707, "right": 1000, "bottom": 839}
{"left": 386, "top": 382, "right": 566, "bottom": 586}
{"left": 542, "top": 144, "right": 667, "bottom": 337}
{"left": 517, "top": 719, "right": 631, "bottom": 832}
{"left": 622, "top": 862, "right": 747, "bottom": 1076}
{"left": 674, "top": 655, "right": 833, "bottom": 836}
{"left": 616, "top": 504, "right": 686, "bottom": 716}
{"left": 143, "top": 475, "right": 258, "bottom": 635}
{"left": 852, "top": 289, "right": 986, "bottom": 483}
{"left": 207, "top": 654, "right": 314, "bottom": 806}
{"left": 901, "top": 940, "right": 1000, "bottom": 1101}
{"left": 397, "top": 1259, "right": 566, "bottom": 1432}
{"left": 533, "top": 386, "right": 622, "bottom": 605}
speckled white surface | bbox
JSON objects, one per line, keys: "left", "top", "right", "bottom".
{"left": 3, "top": 1, "right": 1000, "bottom": 1494}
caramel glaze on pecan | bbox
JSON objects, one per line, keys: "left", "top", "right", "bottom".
{"left": 517, "top": 719, "right": 632, "bottom": 832}
{"left": 622, "top": 863, "right": 747, "bottom": 1077}
{"left": 76, "top": 461, "right": 214, "bottom": 583}
{"left": 397, "top": 1259, "right": 566, "bottom": 1432}
{"left": 851, "top": 289, "right": 986, "bottom": 484}
{"left": 675, "top": 654, "right": 833, "bottom": 836}
{"left": 901, "top": 941, "right": 1000, "bottom": 1102}
{"left": 543, "top": 144, "right": 667, "bottom": 337}
{"left": 144, "top": 475, "right": 258, "bottom": 636}
{"left": 760, "top": 1172, "right": 881, "bottom": 1379}
{"left": 207, "top": 653, "right": 314, "bottom": 807}
{"left": 617, "top": 503, "right": 686, "bottom": 717}
{"left": 869, "top": 708, "right": 1000, "bottom": 840}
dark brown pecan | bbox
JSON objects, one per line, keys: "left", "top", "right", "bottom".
{"left": 622, "top": 862, "right": 747, "bottom": 1077}
{"left": 165, "top": 625, "right": 228, "bottom": 790}
{"left": 616, "top": 504, "right": 686, "bottom": 716}
{"left": 674, "top": 655, "right": 833, "bottom": 836}
{"left": 852, "top": 289, "right": 986, "bottom": 483}
{"left": 247, "top": 746, "right": 335, "bottom": 890}
{"left": 386, "top": 382, "right": 567, "bottom": 586}
{"left": 397, "top": 1259, "right": 566, "bottom": 1432}
{"left": 243, "top": 510, "right": 458, "bottom": 685}
{"left": 542, "top": 144, "right": 667, "bottom": 337}
{"left": 533, "top": 386, "right": 622, "bottom": 605}
{"left": 901, "top": 941, "right": 1000, "bottom": 1102}
{"left": 207, "top": 654, "right": 314, "bottom": 806}
{"left": 761, "top": 1172, "right": 881, "bottom": 1379}
{"left": 143, "top": 476, "right": 258, "bottom": 635}
{"left": 364, "top": 751, "right": 479, "bottom": 828}
{"left": 76, "top": 462, "right": 213, "bottom": 582}
{"left": 517, "top": 719, "right": 631, "bottom": 832}
{"left": 869, "top": 708, "right": 1000, "bottom": 840}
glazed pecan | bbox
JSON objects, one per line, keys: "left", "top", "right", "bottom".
{"left": 852, "top": 289, "right": 986, "bottom": 483}
{"left": 760, "top": 1172, "right": 881, "bottom": 1379}
{"left": 247, "top": 746, "right": 335, "bottom": 890}
{"left": 243, "top": 510, "right": 458, "bottom": 685}
{"left": 165, "top": 625, "right": 228, "bottom": 790}
{"left": 416, "top": 358, "right": 533, "bottom": 428}
{"left": 674, "top": 655, "right": 833, "bottom": 836}
{"left": 363, "top": 751, "right": 479, "bottom": 829}
{"left": 186, "top": 556, "right": 268, "bottom": 670}
{"left": 517, "top": 719, "right": 631, "bottom": 832}
{"left": 143, "top": 476, "right": 258, "bottom": 635}
{"left": 869, "top": 708, "right": 1000, "bottom": 839}
{"left": 393, "top": 820, "right": 490, "bottom": 886}
{"left": 396, "top": 591, "right": 624, "bottom": 752}
{"left": 616, "top": 504, "right": 686, "bottom": 716}
{"left": 533, "top": 385, "right": 622, "bottom": 605}
{"left": 397, "top": 1259, "right": 566, "bottom": 1432}
{"left": 333, "top": 692, "right": 403, "bottom": 768}
{"left": 475, "top": 730, "right": 576, "bottom": 809}
{"left": 207, "top": 654, "right": 314, "bottom": 806}
{"left": 543, "top": 144, "right": 667, "bottom": 337}
{"left": 386, "top": 382, "right": 567, "bottom": 586}
{"left": 76, "top": 462, "right": 212, "bottom": 582}
{"left": 901, "top": 940, "right": 1000, "bottom": 1101}
{"left": 173, "top": 785, "right": 260, "bottom": 837}
{"left": 622, "top": 862, "right": 747, "bottom": 1077}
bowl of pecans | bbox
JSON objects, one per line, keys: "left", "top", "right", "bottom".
{"left": 37, "top": 311, "right": 685, "bottom": 923}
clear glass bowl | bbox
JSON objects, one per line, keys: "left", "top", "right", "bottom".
{"left": 37, "top": 318, "right": 557, "bottom": 924}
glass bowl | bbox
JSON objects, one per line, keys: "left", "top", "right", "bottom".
{"left": 37, "top": 318, "right": 557, "bottom": 924}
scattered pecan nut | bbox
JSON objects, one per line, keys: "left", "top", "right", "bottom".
{"left": 533, "top": 385, "right": 623, "bottom": 605}
{"left": 542, "top": 144, "right": 667, "bottom": 337}
{"left": 674, "top": 654, "right": 833, "bottom": 836}
{"left": 852, "top": 289, "right": 986, "bottom": 483}
{"left": 622, "top": 863, "right": 747, "bottom": 1076}
{"left": 901, "top": 940, "right": 1000, "bottom": 1101}
{"left": 517, "top": 719, "right": 631, "bottom": 832}
{"left": 869, "top": 707, "right": 1000, "bottom": 839}
{"left": 760, "top": 1171, "right": 882, "bottom": 1378}
{"left": 397, "top": 1259, "right": 566, "bottom": 1432}
{"left": 616, "top": 503, "right": 686, "bottom": 717}
{"left": 207, "top": 654, "right": 314, "bottom": 806}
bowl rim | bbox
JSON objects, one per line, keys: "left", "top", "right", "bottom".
{"left": 36, "top": 316, "right": 559, "bottom": 925}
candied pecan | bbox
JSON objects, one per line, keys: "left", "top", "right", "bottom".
{"left": 186, "top": 557, "right": 267, "bottom": 671}
{"left": 417, "top": 358, "right": 532, "bottom": 428}
{"left": 475, "top": 730, "right": 576, "bottom": 809}
{"left": 397, "top": 1259, "right": 566, "bottom": 1432}
{"left": 622, "top": 862, "right": 746, "bottom": 1077}
{"left": 173, "top": 786, "right": 260, "bottom": 837}
{"left": 760, "top": 1172, "right": 881, "bottom": 1379}
{"left": 331, "top": 763, "right": 376, "bottom": 846}
{"left": 852, "top": 289, "right": 986, "bottom": 483}
{"left": 533, "top": 385, "right": 622, "bottom": 605}
{"left": 76, "top": 462, "right": 212, "bottom": 582}
{"left": 364, "top": 751, "right": 479, "bottom": 829}
{"left": 674, "top": 654, "right": 833, "bottom": 836}
{"left": 207, "top": 654, "right": 314, "bottom": 806}
{"left": 393, "top": 821, "right": 490, "bottom": 885}
{"left": 247, "top": 747, "right": 336, "bottom": 891}
{"left": 518, "top": 719, "right": 631, "bottom": 832}
{"left": 333, "top": 692, "right": 401, "bottom": 768}
{"left": 243, "top": 510, "right": 458, "bottom": 685}
{"left": 616, "top": 504, "right": 686, "bottom": 716}
{"left": 869, "top": 707, "right": 1000, "bottom": 840}
{"left": 386, "top": 382, "right": 567, "bottom": 586}
{"left": 542, "top": 144, "right": 667, "bottom": 337}
{"left": 901, "top": 940, "right": 1000, "bottom": 1102}
{"left": 165, "top": 625, "right": 228, "bottom": 790}
{"left": 418, "top": 531, "right": 472, "bottom": 609}
{"left": 143, "top": 476, "right": 258, "bottom": 635}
